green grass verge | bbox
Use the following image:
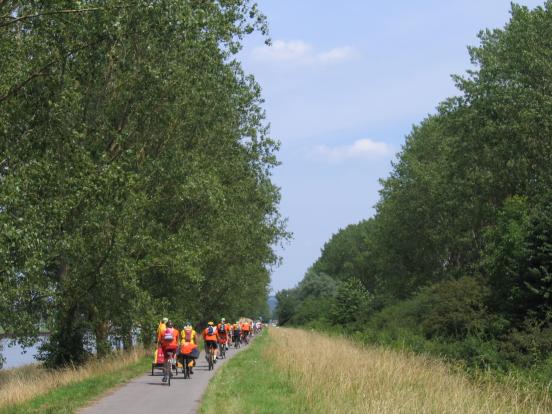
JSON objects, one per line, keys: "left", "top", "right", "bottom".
{"left": 200, "top": 330, "right": 305, "bottom": 414}
{"left": 0, "top": 355, "right": 150, "bottom": 414}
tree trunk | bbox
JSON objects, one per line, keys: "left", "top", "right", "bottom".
{"left": 94, "top": 320, "right": 110, "bottom": 357}
{"left": 122, "top": 329, "right": 133, "bottom": 350}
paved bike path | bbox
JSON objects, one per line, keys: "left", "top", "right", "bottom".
{"left": 80, "top": 344, "right": 247, "bottom": 414}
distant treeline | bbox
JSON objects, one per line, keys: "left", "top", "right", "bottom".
{"left": 0, "top": 1, "right": 286, "bottom": 367}
{"left": 277, "top": 2, "right": 552, "bottom": 370}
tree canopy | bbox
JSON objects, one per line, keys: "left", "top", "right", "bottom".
{"left": 0, "top": 0, "right": 287, "bottom": 366}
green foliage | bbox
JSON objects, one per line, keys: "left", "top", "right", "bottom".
{"left": 287, "top": 297, "right": 329, "bottom": 327}
{"left": 274, "top": 289, "right": 300, "bottom": 326}
{"left": 296, "top": 269, "right": 337, "bottom": 300}
{"left": 482, "top": 193, "right": 552, "bottom": 327}
{"left": 418, "top": 276, "right": 492, "bottom": 340}
{"left": 275, "top": 270, "right": 336, "bottom": 326}
{"left": 500, "top": 318, "right": 552, "bottom": 367}
{"left": 0, "top": 1, "right": 287, "bottom": 366}
{"left": 329, "top": 277, "right": 373, "bottom": 326}
{"left": 280, "top": 1, "right": 552, "bottom": 370}
{"left": 481, "top": 196, "right": 531, "bottom": 319}
{"left": 312, "top": 220, "right": 374, "bottom": 282}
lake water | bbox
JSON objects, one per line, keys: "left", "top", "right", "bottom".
{"left": 1, "top": 337, "right": 44, "bottom": 369}
{"left": 1, "top": 333, "right": 140, "bottom": 370}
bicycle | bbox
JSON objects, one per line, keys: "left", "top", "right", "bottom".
{"left": 205, "top": 342, "right": 217, "bottom": 371}
{"left": 179, "top": 354, "right": 192, "bottom": 379}
{"left": 218, "top": 340, "right": 226, "bottom": 359}
{"left": 163, "top": 351, "right": 175, "bottom": 386}
{"left": 233, "top": 332, "right": 241, "bottom": 348}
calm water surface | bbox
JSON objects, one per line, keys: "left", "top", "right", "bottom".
{"left": 1, "top": 334, "right": 136, "bottom": 369}
{"left": 1, "top": 337, "right": 44, "bottom": 369}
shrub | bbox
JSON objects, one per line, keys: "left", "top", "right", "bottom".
{"left": 329, "top": 277, "right": 373, "bottom": 326}
{"left": 418, "top": 276, "right": 491, "bottom": 340}
{"left": 499, "top": 318, "right": 552, "bottom": 367}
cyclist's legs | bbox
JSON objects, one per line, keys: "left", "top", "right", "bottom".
{"left": 163, "top": 349, "right": 174, "bottom": 380}
{"left": 205, "top": 340, "right": 216, "bottom": 360}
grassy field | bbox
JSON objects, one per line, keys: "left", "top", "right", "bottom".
{"left": 0, "top": 349, "right": 148, "bottom": 414}
{"left": 201, "top": 328, "right": 552, "bottom": 414}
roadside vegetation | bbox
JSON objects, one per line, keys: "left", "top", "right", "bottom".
{"left": 276, "top": 1, "right": 552, "bottom": 384}
{"left": 202, "top": 328, "right": 551, "bottom": 413}
{"left": 0, "top": 349, "right": 147, "bottom": 413}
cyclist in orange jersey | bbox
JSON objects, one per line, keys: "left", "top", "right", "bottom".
{"left": 159, "top": 320, "right": 179, "bottom": 382}
{"left": 202, "top": 321, "right": 219, "bottom": 362}
{"left": 217, "top": 318, "right": 231, "bottom": 354}
{"left": 241, "top": 321, "right": 251, "bottom": 344}
{"left": 179, "top": 321, "right": 199, "bottom": 374}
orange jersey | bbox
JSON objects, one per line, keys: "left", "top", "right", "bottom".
{"left": 180, "top": 342, "right": 198, "bottom": 355}
{"left": 159, "top": 327, "right": 179, "bottom": 349}
{"left": 202, "top": 327, "right": 218, "bottom": 342}
{"left": 241, "top": 322, "right": 250, "bottom": 332}
{"left": 217, "top": 323, "right": 230, "bottom": 337}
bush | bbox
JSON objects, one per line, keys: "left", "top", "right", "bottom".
{"left": 499, "top": 318, "right": 552, "bottom": 367}
{"left": 290, "top": 297, "right": 331, "bottom": 326}
{"left": 417, "top": 276, "right": 492, "bottom": 339}
{"left": 329, "top": 278, "right": 373, "bottom": 326}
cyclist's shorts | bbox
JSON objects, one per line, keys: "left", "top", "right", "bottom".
{"left": 162, "top": 346, "right": 177, "bottom": 359}
{"left": 205, "top": 340, "right": 217, "bottom": 349}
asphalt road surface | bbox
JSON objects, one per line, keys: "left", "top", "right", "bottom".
{"left": 80, "top": 344, "right": 247, "bottom": 414}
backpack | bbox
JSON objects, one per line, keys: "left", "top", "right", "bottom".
{"left": 218, "top": 323, "right": 226, "bottom": 334}
{"left": 163, "top": 328, "right": 174, "bottom": 342}
{"left": 207, "top": 326, "right": 214, "bottom": 336}
{"left": 184, "top": 329, "right": 192, "bottom": 342}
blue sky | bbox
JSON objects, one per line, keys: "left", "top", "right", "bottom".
{"left": 238, "top": 0, "right": 544, "bottom": 292}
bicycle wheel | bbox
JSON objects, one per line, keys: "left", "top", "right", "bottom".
{"left": 162, "top": 361, "right": 169, "bottom": 385}
{"left": 186, "top": 357, "right": 192, "bottom": 379}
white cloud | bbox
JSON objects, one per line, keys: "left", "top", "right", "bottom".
{"left": 252, "top": 40, "right": 358, "bottom": 65}
{"left": 317, "top": 46, "right": 357, "bottom": 63}
{"left": 312, "top": 139, "right": 392, "bottom": 162}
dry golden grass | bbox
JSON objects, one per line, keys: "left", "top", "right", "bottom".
{"left": 266, "top": 328, "right": 552, "bottom": 414}
{"left": 0, "top": 348, "right": 146, "bottom": 409}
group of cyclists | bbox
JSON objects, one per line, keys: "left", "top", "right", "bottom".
{"left": 156, "top": 317, "right": 263, "bottom": 383}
